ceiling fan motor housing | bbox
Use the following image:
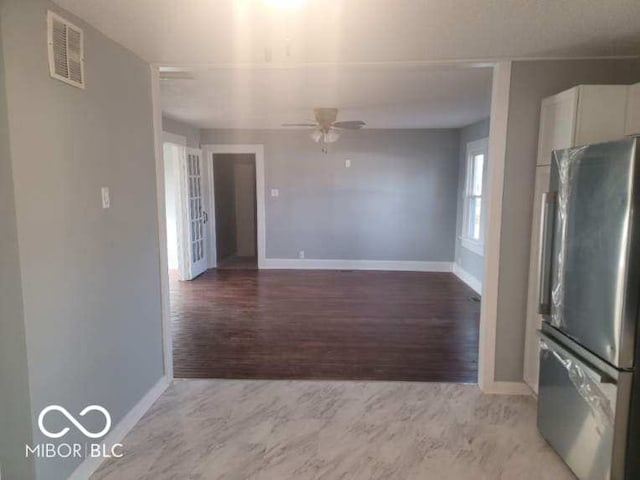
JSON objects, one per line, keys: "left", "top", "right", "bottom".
{"left": 314, "top": 108, "right": 338, "bottom": 130}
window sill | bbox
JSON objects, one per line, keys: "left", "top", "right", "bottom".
{"left": 460, "top": 237, "right": 484, "bottom": 256}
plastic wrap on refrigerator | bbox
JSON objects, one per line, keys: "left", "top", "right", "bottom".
{"left": 540, "top": 339, "right": 615, "bottom": 435}
{"left": 550, "top": 146, "right": 589, "bottom": 329}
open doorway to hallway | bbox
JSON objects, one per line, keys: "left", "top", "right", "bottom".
{"left": 212, "top": 153, "right": 258, "bottom": 270}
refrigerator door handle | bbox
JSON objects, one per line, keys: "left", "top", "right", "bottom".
{"left": 538, "top": 192, "right": 556, "bottom": 315}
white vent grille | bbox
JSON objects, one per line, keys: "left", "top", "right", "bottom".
{"left": 47, "top": 11, "right": 84, "bottom": 89}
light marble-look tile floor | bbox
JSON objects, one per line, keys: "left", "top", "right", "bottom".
{"left": 92, "top": 380, "right": 575, "bottom": 480}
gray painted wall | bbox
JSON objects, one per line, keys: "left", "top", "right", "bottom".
{"left": 201, "top": 129, "right": 460, "bottom": 262}
{"left": 163, "top": 115, "right": 201, "bottom": 148}
{"left": 495, "top": 58, "right": 640, "bottom": 382}
{"left": 234, "top": 160, "right": 257, "bottom": 257}
{"left": 213, "top": 154, "right": 239, "bottom": 260}
{"left": 1, "top": 1, "right": 165, "bottom": 478}
{"left": 0, "top": 17, "right": 35, "bottom": 480}
{"left": 455, "top": 118, "right": 489, "bottom": 281}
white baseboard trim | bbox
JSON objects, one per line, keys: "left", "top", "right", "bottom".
{"left": 452, "top": 263, "right": 483, "bottom": 294}
{"left": 481, "top": 381, "right": 532, "bottom": 396}
{"left": 261, "top": 259, "right": 453, "bottom": 272}
{"left": 68, "top": 376, "right": 170, "bottom": 480}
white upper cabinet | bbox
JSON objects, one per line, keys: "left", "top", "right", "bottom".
{"left": 523, "top": 164, "right": 551, "bottom": 394}
{"left": 536, "top": 85, "right": 629, "bottom": 166}
{"left": 536, "top": 88, "right": 578, "bottom": 166}
{"left": 626, "top": 83, "right": 640, "bottom": 137}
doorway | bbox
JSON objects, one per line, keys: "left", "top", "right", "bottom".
{"left": 162, "top": 135, "right": 185, "bottom": 279}
{"left": 213, "top": 153, "right": 258, "bottom": 270}
{"left": 154, "top": 64, "right": 513, "bottom": 393}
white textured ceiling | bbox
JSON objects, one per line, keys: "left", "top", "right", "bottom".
{"left": 160, "top": 65, "right": 493, "bottom": 129}
{"left": 54, "top": 0, "right": 640, "bottom": 65}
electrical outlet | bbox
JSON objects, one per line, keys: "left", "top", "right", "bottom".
{"left": 299, "top": 250, "right": 305, "bottom": 259}
{"left": 101, "top": 187, "right": 110, "bottom": 209}
{"left": 271, "top": 188, "right": 279, "bottom": 197}
{"left": 345, "top": 159, "right": 351, "bottom": 168}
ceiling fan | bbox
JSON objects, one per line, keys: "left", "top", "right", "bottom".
{"left": 282, "top": 108, "right": 366, "bottom": 153}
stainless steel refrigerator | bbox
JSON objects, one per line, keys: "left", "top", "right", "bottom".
{"left": 537, "top": 137, "right": 640, "bottom": 480}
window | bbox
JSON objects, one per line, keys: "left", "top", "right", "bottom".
{"left": 461, "top": 138, "right": 488, "bottom": 256}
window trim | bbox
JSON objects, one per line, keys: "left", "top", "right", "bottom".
{"left": 461, "top": 137, "right": 489, "bottom": 256}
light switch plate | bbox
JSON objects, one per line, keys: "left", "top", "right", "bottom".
{"left": 345, "top": 159, "right": 351, "bottom": 168}
{"left": 101, "top": 187, "right": 110, "bottom": 209}
{"left": 271, "top": 188, "right": 279, "bottom": 197}
{"left": 299, "top": 250, "right": 305, "bottom": 259}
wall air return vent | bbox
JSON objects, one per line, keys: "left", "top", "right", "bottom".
{"left": 47, "top": 11, "right": 85, "bottom": 89}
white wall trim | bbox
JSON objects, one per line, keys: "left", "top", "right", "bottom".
{"left": 466, "top": 137, "right": 489, "bottom": 154}
{"left": 478, "top": 61, "right": 512, "bottom": 394}
{"left": 151, "top": 66, "right": 173, "bottom": 379}
{"left": 452, "top": 263, "right": 482, "bottom": 294}
{"left": 460, "top": 237, "right": 484, "bottom": 257}
{"left": 262, "top": 259, "right": 453, "bottom": 272}
{"left": 461, "top": 136, "right": 489, "bottom": 253}
{"left": 162, "top": 131, "right": 186, "bottom": 146}
{"left": 202, "top": 144, "right": 266, "bottom": 269}
{"left": 68, "top": 376, "right": 170, "bottom": 480}
{"left": 150, "top": 56, "right": 640, "bottom": 73}
{"left": 481, "top": 381, "right": 532, "bottom": 396}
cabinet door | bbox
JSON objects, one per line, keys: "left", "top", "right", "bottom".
{"left": 523, "top": 165, "right": 551, "bottom": 393}
{"left": 575, "top": 85, "right": 628, "bottom": 146}
{"left": 626, "top": 83, "right": 640, "bottom": 136}
{"left": 536, "top": 89, "right": 578, "bottom": 166}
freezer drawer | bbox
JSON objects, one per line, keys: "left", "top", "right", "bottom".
{"left": 537, "top": 332, "right": 632, "bottom": 480}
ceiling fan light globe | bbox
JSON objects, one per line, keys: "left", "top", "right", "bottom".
{"left": 310, "top": 130, "right": 323, "bottom": 143}
{"left": 325, "top": 130, "right": 341, "bottom": 143}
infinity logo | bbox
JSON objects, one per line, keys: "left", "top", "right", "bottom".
{"left": 38, "top": 405, "right": 112, "bottom": 439}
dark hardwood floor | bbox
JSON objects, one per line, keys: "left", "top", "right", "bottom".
{"left": 216, "top": 255, "right": 258, "bottom": 270}
{"left": 170, "top": 269, "right": 480, "bottom": 382}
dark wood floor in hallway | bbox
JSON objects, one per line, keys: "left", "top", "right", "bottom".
{"left": 170, "top": 270, "right": 480, "bottom": 382}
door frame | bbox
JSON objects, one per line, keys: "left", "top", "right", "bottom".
{"left": 151, "top": 67, "right": 173, "bottom": 378}
{"left": 203, "top": 144, "right": 266, "bottom": 269}
{"left": 151, "top": 62, "right": 522, "bottom": 394}
{"left": 477, "top": 61, "right": 531, "bottom": 395}
{"left": 162, "top": 132, "right": 190, "bottom": 281}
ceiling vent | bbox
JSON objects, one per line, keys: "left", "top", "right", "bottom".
{"left": 47, "top": 11, "right": 85, "bottom": 89}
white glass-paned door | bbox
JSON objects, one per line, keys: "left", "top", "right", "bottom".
{"left": 184, "top": 148, "right": 207, "bottom": 279}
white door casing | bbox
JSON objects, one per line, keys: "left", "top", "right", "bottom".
{"left": 162, "top": 135, "right": 192, "bottom": 282}
{"left": 203, "top": 144, "right": 266, "bottom": 269}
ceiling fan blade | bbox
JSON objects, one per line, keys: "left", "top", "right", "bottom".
{"left": 282, "top": 123, "right": 318, "bottom": 127}
{"left": 333, "top": 121, "right": 366, "bottom": 130}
